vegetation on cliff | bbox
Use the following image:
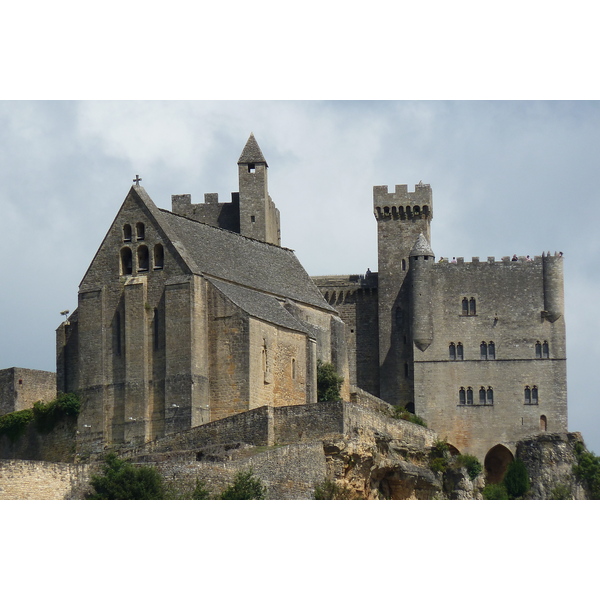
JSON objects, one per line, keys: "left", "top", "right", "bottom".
{"left": 0, "top": 393, "right": 80, "bottom": 442}
{"left": 573, "top": 441, "right": 600, "bottom": 499}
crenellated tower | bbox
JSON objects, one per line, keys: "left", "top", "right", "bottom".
{"left": 374, "top": 182, "right": 433, "bottom": 406}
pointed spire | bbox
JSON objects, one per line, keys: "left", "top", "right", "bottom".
{"left": 238, "top": 132, "right": 268, "bottom": 167}
{"left": 409, "top": 233, "right": 435, "bottom": 257}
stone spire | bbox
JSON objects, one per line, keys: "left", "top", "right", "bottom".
{"left": 409, "top": 233, "right": 435, "bottom": 257}
{"left": 238, "top": 133, "right": 268, "bottom": 167}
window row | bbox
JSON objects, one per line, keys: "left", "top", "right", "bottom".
{"left": 457, "top": 386, "right": 540, "bottom": 405}
{"left": 123, "top": 222, "right": 145, "bottom": 242}
{"left": 459, "top": 386, "right": 494, "bottom": 405}
{"left": 120, "top": 244, "right": 164, "bottom": 275}
{"left": 449, "top": 341, "right": 495, "bottom": 360}
{"left": 449, "top": 341, "right": 550, "bottom": 359}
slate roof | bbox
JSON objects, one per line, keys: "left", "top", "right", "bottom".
{"left": 238, "top": 133, "right": 268, "bottom": 166}
{"left": 206, "top": 278, "right": 312, "bottom": 335}
{"left": 157, "top": 207, "right": 334, "bottom": 313}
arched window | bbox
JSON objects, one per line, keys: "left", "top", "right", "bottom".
{"left": 121, "top": 247, "right": 133, "bottom": 275}
{"left": 459, "top": 387, "right": 466, "bottom": 405}
{"left": 479, "top": 387, "right": 486, "bottom": 404}
{"left": 540, "top": 415, "right": 547, "bottom": 431}
{"left": 535, "top": 341, "right": 542, "bottom": 358}
{"left": 449, "top": 343, "right": 456, "bottom": 360}
{"left": 154, "top": 244, "right": 164, "bottom": 269}
{"left": 457, "top": 342, "right": 464, "bottom": 360}
{"left": 137, "top": 245, "right": 149, "bottom": 272}
{"left": 462, "top": 297, "right": 469, "bottom": 316}
{"left": 488, "top": 341, "right": 495, "bottom": 360}
{"left": 532, "top": 386, "right": 539, "bottom": 405}
{"left": 123, "top": 224, "right": 132, "bottom": 242}
{"left": 469, "top": 297, "right": 477, "bottom": 315}
{"left": 480, "top": 341, "right": 488, "bottom": 360}
{"left": 542, "top": 341, "right": 549, "bottom": 359}
{"left": 524, "top": 386, "right": 531, "bottom": 404}
{"left": 136, "top": 222, "right": 145, "bottom": 240}
{"left": 413, "top": 206, "right": 420, "bottom": 216}
{"left": 487, "top": 387, "right": 494, "bottom": 405}
{"left": 466, "top": 387, "right": 473, "bottom": 405}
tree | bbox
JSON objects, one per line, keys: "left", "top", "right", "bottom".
{"left": 317, "top": 360, "right": 343, "bottom": 402}
{"left": 220, "top": 469, "right": 266, "bottom": 499}
{"left": 503, "top": 459, "right": 530, "bottom": 499}
{"left": 86, "top": 453, "right": 164, "bottom": 500}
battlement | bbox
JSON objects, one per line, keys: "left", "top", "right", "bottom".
{"left": 373, "top": 183, "right": 432, "bottom": 221}
{"left": 433, "top": 252, "right": 563, "bottom": 268}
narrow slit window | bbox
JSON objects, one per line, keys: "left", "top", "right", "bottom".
{"left": 487, "top": 387, "right": 494, "bottom": 405}
{"left": 462, "top": 297, "right": 469, "bottom": 316}
{"left": 153, "top": 308, "right": 159, "bottom": 351}
{"left": 469, "top": 297, "right": 477, "bottom": 315}
{"left": 524, "top": 386, "right": 531, "bottom": 404}
{"left": 488, "top": 341, "right": 495, "bottom": 360}
{"left": 457, "top": 343, "right": 464, "bottom": 360}
{"left": 459, "top": 387, "right": 466, "bottom": 405}
{"left": 479, "top": 387, "right": 486, "bottom": 404}
{"left": 532, "top": 386, "right": 539, "bottom": 405}
{"left": 480, "top": 341, "right": 488, "bottom": 360}
{"left": 449, "top": 343, "right": 456, "bottom": 360}
{"left": 535, "top": 341, "right": 542, "bottom": 359}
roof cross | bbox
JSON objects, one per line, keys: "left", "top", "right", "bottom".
{"left": 133, "top": 174, "right": 142, "bottom": 186}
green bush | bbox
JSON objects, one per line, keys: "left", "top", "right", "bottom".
{"left": 220, "top": 469, "right": 266, "bottom": 500}
{"left": 503, "top": 459, "right": 530, "bottom": 499}
{"left": 550, "top": 484, "right": 572, "bottom": 500}
{"left": 86, "top": 453, "right": 164, "bottom": 500}
{"left": 313, "top": 479, "right": 353, "bottom": 500}
{"left": 456, "top": 454, "right": 483, "bottom": 480}
{"left": 191, "top": 479, "right": 211, "bottom": 500}
{"left": 428, "top": 439, "right": 450, "bottom": 473}
{"left": 430, "top": 457, "right": 448, "bottom": 474}
{"left": 573, "top": 441, "right": 600, "bottom": 499}
{"left": 33, "top": 393, "right": 81, "bottom": 433}
{"left": 0, "top": 409, "right": 34, "bottom": 442}
{"left": 482, "top": 483, "right": 509, "bottom": 500}
{"left": 316, "top": 360, "right": 344, "bottom": 402}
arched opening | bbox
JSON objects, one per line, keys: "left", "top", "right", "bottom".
{"left": 449, "top": 342, "right": 456, "bottom": 360}
{"left": 469, "top": 297, "right": 477, "bottom": 315}
{"left": 462, "top": 297, "right": 469, "bottom": 316}
{"left": 480, "top": 341, "right": 488, "bottom": 359}
{"left": 484, "top": 444, "right": 514, "bottom": 484}
{"left": 446, "top": 443, "right": 460, "bottom": 457}
{"left": 466, "top": 387, "right": 474, "bottom": 405}
{"left": 524, "top": 386, "right": 531, "bottom": 404}
{"left": 459, "top": 387, "right": 466, "bottom": 405}
{"left": 479, "top": 387, "right": 486, "bottom": 404}
{"left": 487, "top": 387, "right": 494, "bottom": 405}
{"left": 136, "top": 222, "right": 145, "bottom": 240}
{"left": 137, "top": 245, "right": 149, "bottom": 272}
{"left": 120, "top": 247, "right": 133, "bottom": 275}
{"left": 123, "top": 224, "right": 132, "bottom": 242}
{"left": 488, "top": 341, "right": 495, "bottom": 359}
{"left": 540, "top": 415, "right": 547, "bottom": 431}
{"left": 535, "top": 341, "right": 542, "bottom": 358}
{"left": 542, "top": 341, "right": 549, "bottom": 359}
{"left": 154, "top": 244, "right": 164, "bottom": 269}
{"left": 457, "top": 342, "right": 464, "bottom": 360}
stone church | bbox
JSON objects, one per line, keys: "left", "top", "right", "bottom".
{"left": 56, "top": 134, "right": 567, "bottom": 468}
{"left": 56, "top": 134, "right": 348, "bottom": 454}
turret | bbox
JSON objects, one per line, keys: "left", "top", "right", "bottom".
{"left": 542, "top": 251, "right": 564, "bottom": 322}
{"left": 409, "top": 234, "right": 435, "bottom": 351}
{"left": 237, "top": 133, "right": 281, "bottom": 245}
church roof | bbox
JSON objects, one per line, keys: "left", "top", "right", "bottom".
{"left": 206, "top": 278, "right": 312, "bottom": 335}
{"left": 409, "top": 233, "right": 435, "bottom": 257}
{"left": 158, "top": 207, "right": 333, "bottom": 313}
{"left": 238, "top": 133, "right": 268, "bottom": 166}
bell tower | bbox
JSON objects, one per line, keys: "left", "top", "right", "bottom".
{"left": 237, "top": 133, "right": 281, "bottom": 245}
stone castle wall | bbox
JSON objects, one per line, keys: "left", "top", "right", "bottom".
{"left": 0, "top": 368, "right": 56, "bottom": 416}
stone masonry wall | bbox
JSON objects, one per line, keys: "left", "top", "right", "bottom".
{"left": 0, "top": 459, "right": 89, "bottom": 500}
{"left": 0, "top": 368, "right": 56, "bottom": 416}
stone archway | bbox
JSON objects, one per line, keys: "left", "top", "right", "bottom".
{"left": 484, "top": 444, "right": 514, "bottom": 483}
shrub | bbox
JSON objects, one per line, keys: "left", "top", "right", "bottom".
{"left": 33, "top": 393, "right": 81, "bottom": 433}
{"left": 220, "top": 469, "right": 266, "bottom": 500}
{"left": 573, "top": 441, "right": 600, "bottom": 499}
{"left": 430, "top": 457, "right": 448, "bottom": 474}
{"left": 313, "top": 479, "right": 353, "bottom": 500}
{"left": 191, "top": 479, "right": 211, "bottom": 500}
{"left": 482, "top": 483, "right": 509, "bottom": 500}
{"left": 392, "top": 405, "right": 427, "bottom": 426}
{"left": 550, "top": 484, "right": 572, "bottom": 500}
{"left": 86, "top": 453, "right": 164, "bottom": 500}
{"left": 429, "top": 439, "right": 450, "bottom": 473}
{"left": 316, "top": 360, "right": 343, "bottom": 402}
{"left": 456, "top": 454, "right": 483, "bottom": 480}
{"left": 0, "top": 409, "right": 34, "bottom": 442}
{"left": 503, "top": 459, "right": 530, "bottom": 499}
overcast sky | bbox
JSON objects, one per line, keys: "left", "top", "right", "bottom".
{"left": 0, "top": 100, "right": 598, "bottom": 454}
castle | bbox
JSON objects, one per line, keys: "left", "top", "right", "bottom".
{"left": 47, "top": 133, "right": 567, "bottom": 476}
